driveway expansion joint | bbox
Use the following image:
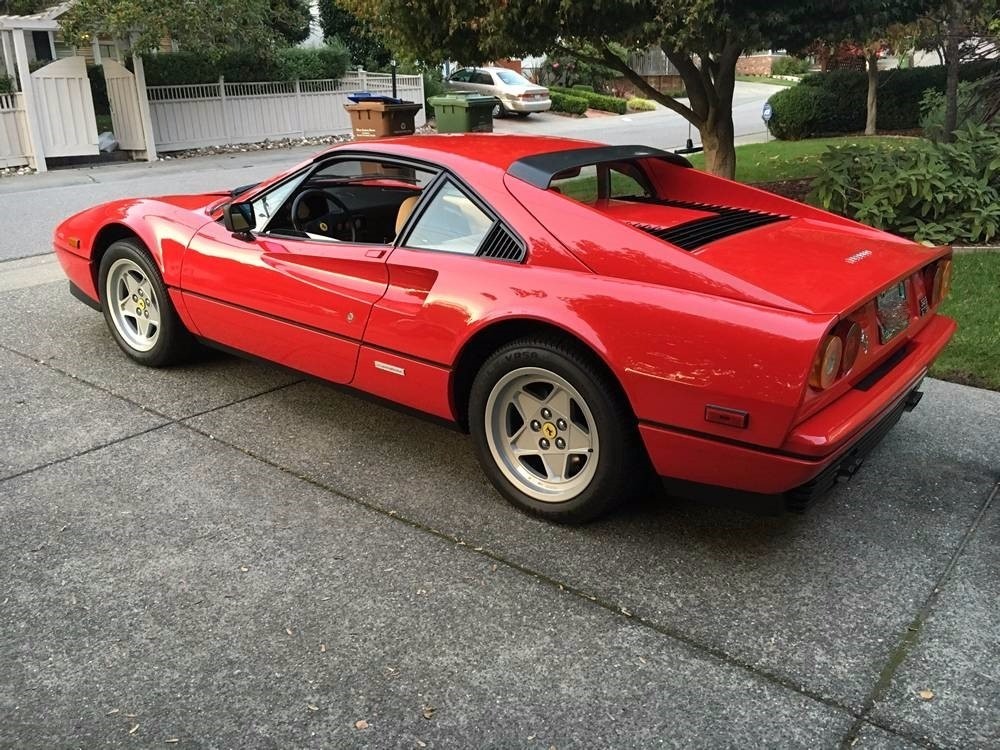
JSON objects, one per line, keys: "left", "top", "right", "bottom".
{"left": 838, "top": 480, "right": 1000, "bottom": 749}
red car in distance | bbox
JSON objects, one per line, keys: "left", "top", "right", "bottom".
{"left": 53, "top": 134, "right": 955, "bottom": 523}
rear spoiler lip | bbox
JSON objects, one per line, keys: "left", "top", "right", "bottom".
{"left": 507, "top": 144, "right": 692, "bottom": 189}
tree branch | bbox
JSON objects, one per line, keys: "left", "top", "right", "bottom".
{"left": 553, "top": 41, "right": 702, "bottom": 126}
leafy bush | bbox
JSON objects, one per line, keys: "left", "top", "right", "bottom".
{"left": 771, "top": 56, "right": 811, "bottom": 76}
{"left": 87, "top": 64, "right": 109, "bottom": 116}
{"left": 423, "top": 68, "right": 445, "bottom": 117}
{"left": 811, "top": 125, "right": 1000, "bottom": 244}
{"left": 571, "top": 84, "right": 595, "bottom": 93}
{"left": 627, "top": 97, "right": 656, "bottom": 112}
{"left": 141, "top": 44, "right": 349, "bottom": 86}
{"left": 538, "top": 53, "right": 615, "bottom": 91}
{"left": 274, "top": 42, "right": 350, "bottom": 81}
{"left": 0, "top": 75, "right": 12, "bottom": 94}
{"left": 550, "top": 91, "right": 588, "bottom": 115}
{"left": 766, "top": 85, "right": 844, "bottom": 140}
{"left": 768, "top": 62, "right": 999, "bottom": 138}
{"left": 551, "top": 86, "right": 627, "bottom": 114}
{"left": 920, "top": 80, "right": 995, "bottom": 141}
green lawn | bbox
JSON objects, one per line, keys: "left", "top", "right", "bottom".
{"left": 931, "top": 253, "right": 1000, "bottom": 391}
{"left": 688, "top": 136, "right": 916, "bottom": 184}
{"left": 735, "top": 74, "right": 798, "bottom": 87}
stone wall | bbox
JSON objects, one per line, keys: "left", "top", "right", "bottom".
{"left": 735, "top": 55, "right": 779, "bottom": 76}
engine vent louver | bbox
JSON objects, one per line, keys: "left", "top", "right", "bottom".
{"left": 624, "top": 197, "right": 788, "bottom": 251}
{"left": 478, "top": 223, "right": 525, "bottom": 262}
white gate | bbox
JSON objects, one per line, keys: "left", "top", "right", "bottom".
{"left": 29, "top": 56, "right": 98, "bottom": 158}
{"left": 102, "top": 59, "right": 146, "bottom": 151}
{"left": 0, "top": 93, "right": 31, "bottom": 168}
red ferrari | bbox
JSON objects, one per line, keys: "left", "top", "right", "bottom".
{"left": 53, "top": 134, "right": 955, "bottom": 522}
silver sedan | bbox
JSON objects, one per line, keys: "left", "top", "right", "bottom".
{"left": 445, "top": 66, "right": 552, "bottom": 117}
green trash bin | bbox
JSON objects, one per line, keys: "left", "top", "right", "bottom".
{"left": 428, "top": 92, "right": 498, "bottom": 133}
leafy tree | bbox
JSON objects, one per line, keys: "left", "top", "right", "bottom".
{"left": 344, "top": 0, "right": 932, "bottom": 176}
{"left": 318, "top": 0, "right": 392, "bottom": 69}
{"left": 61, "top": 0, "right": 312, "bottom": 56}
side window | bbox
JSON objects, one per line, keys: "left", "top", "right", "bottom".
{"left": 406, "top": 181, "right": 494, "bottom": 255}
{"left": 472, "top": 70, "right": 493, "bottom": 85}
{"left": 251, "top": 172, "right": 308, "bottom": 229}
{"left": 450, "top": 68, "right": 471, "bottom": 83}
{"left": 609, "top": 163, "right": 653, "bottom": 199}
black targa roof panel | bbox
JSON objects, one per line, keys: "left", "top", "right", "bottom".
{"left": 506, "top": 145, "right": 692, "bottom": 189}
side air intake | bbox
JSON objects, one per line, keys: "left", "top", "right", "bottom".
{"left": 478, "top": 223, "right": 526, "bottom": 262}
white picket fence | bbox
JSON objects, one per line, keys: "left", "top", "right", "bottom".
{"left": 0, "top": 93, "right": 31, "bottom": 168}
{"left": 146, "top": 71, "right": 425, "bottom": 152}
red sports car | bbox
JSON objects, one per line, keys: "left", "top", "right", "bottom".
{"left": 53, "top": 134, "right": 955, "bottom": 522}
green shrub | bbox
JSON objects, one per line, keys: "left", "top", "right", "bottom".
{"left": 771, "top": 56, "right": 811, "bottom": 76}
{"left": 571, "top": 84, "right": 595, "bottom": 92}
{"left": 768, "top": 62, "right": 999, "bottom": 138}
{"left": 627, "top": 97, "right": 656, "bottom": 112}
{"left": 766, "top": 85, "right": 844, "bottom": 139}
{"left": 551, "top": 86, "right": 627, "bottom": 114}
{"left": 550, "top": 91, "right": 588, "bottom": 115}
{"left": 87, "top": 64, "right": 110, "bottom": 116}
{"left": 811, "top": 124, "right": 1000, "bottom": 244}
{"left": 140, "top": 45, "right": 350, "bottom": 86}
{"left": 920, "top": 80, "right": 994, "bottom": 141}
{"left": 0, "top": 75, "right": 13, "bottom": 94}
{"left": 274, "top": 42, "right": 349, "bottom": 81}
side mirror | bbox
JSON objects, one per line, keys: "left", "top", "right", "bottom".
{"left": 223, "top": 201, "right": 255, "bottom": 235}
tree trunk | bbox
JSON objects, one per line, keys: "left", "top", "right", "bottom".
{"left": 865, "top": 51, "right": 879, "bottom": 135}
{"left": 943, "top": 2, "right": 962, "bottom": 142}
{"left": 700, "top": 114, "right": 736, "bottom": 179}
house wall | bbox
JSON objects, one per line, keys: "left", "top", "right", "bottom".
{"left": 735, "top": 54, "right": 780, "bottom": 76}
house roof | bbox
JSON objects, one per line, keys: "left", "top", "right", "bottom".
{"left": 0, "top": 1, "right": 72, "bottom": 31}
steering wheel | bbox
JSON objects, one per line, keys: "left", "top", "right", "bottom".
{"left": 290, "top": 189, "right": 357, "bottom": 241}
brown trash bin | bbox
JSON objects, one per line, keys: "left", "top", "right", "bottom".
{"left": 345, "top": 101, "right": 423, "bottom": 139}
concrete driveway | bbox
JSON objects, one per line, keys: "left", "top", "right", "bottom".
{"left": 1, "top": 116, "right": 999, "bottom": 747}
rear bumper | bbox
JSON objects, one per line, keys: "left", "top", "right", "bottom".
{"left": 639, "top": 314, "right": 955, "bottom": 498}
{"left": 505, "top": 99, "right": 551, "bottom": 113}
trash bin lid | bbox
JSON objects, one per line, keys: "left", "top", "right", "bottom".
{"left": 348, "top": 92, "right": 404, "bottom": 104}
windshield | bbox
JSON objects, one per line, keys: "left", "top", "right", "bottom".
{"left": 495, "top": 70, "right": 532, "bottom": 86}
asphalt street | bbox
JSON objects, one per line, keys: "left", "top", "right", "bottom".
{"left": 2, "top": 79, "right": 999, "bottom": 747}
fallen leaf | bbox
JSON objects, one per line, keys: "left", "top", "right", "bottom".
{"left": 422, "top": 705, "right": 436, "bottom": 720}
{"left": 240, "top": 566, "right": 249, "bottom": 572}
{"left": 165, "top": 739, "right": 179, "bottom": 744}
{"left": 307, "top": 704, "right": 319, "bottom": 711}
{"left": 129, "top": 724, "right": 139, "bottom": 735}
{"left": 416, "top": 741, "right": 427, "bottom": 748}
{"left": 106, "top": 709, "right": 120, "bottom": 716}
{"left": 355, "top": 720, "right": 369, "bottom": 730}
{"left": 918, "top": 689, "right": 935, "bottom": 700}
{"left": 286, "top": 628, "right": 293, "bottom": 636}
{"left": 319, "top": 644, "right": 327, "bottom": 653}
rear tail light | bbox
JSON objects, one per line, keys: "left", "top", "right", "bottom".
{"left": 810, "top": 334, "right": 844, "bottom": 390}
{"left": 923, "top": 257, "right": 953, "bottom": 307}
{"left": 839, "top": 321, "right": 862, "bottom": 374}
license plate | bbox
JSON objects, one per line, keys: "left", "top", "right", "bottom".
{"left": 876, "top": 282, "right": 910, "bottom": 343}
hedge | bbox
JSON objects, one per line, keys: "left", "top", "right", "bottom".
{"left": 770, "top": 56, "right": 810, "bottom": 76}
{"left": 812, "top": 124, "right": 1000, "bottom": 244}
{"left": 0, "top": 75, "right": 12, "bottom": 94}
{"left": 551, "top": 86, "right": 627, "bottom": 114}
{"left": 140, "top": 44, "right": 350, "bottom": 86}
{"left": 767, "top": 62, "right": 999, "bottom": 139}
{"left": 550, "top": 91, "right": 588, "bottom": 115}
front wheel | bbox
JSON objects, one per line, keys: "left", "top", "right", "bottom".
{"left": 469, "top": 337, "right": 647, "bottom": 523}
{"left": 491, "top": 102, "right": 506, "bottom": 119}
{"left": 98, "top": 239, "right": 195, "bottom": 367}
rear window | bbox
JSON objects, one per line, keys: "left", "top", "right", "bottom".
{"left": 495, "top": 70, "right": 532, "bottom": 86}
{"left": 549, "top": 161, "right": 654, "bottom": 204}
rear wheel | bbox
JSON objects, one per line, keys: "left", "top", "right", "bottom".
{"left": 98, "top": 239, "right": 195, "bottom": 367}
{"left": 469, "top": 337, "right": 647, "bottom": 523}
{"left": 491, "top": 102, "right": 506, "bottom": 119}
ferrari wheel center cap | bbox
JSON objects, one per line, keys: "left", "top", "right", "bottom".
{"left": 542, "top": 422, "right": 558, "bottom": 439}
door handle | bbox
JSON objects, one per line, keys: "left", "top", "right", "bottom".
{"left": 365, "top": 248, "right": 387, "bottom": 259}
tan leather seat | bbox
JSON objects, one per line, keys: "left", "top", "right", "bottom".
{"left": 395, "top": 195, "right": 420, "bottom": 236}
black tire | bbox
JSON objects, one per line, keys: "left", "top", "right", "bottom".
{"left": 491, "top": 102, "right": 506, "bottom": 119}
{"left": 469, "top": 336, "right": 648, "bottom": 523}
{"left": 98, "top": 239, "right": 196, "bottom": 367}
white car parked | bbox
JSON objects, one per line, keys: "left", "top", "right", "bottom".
{"left": 445, "top": 66, "right": 551, "bottom": 118}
